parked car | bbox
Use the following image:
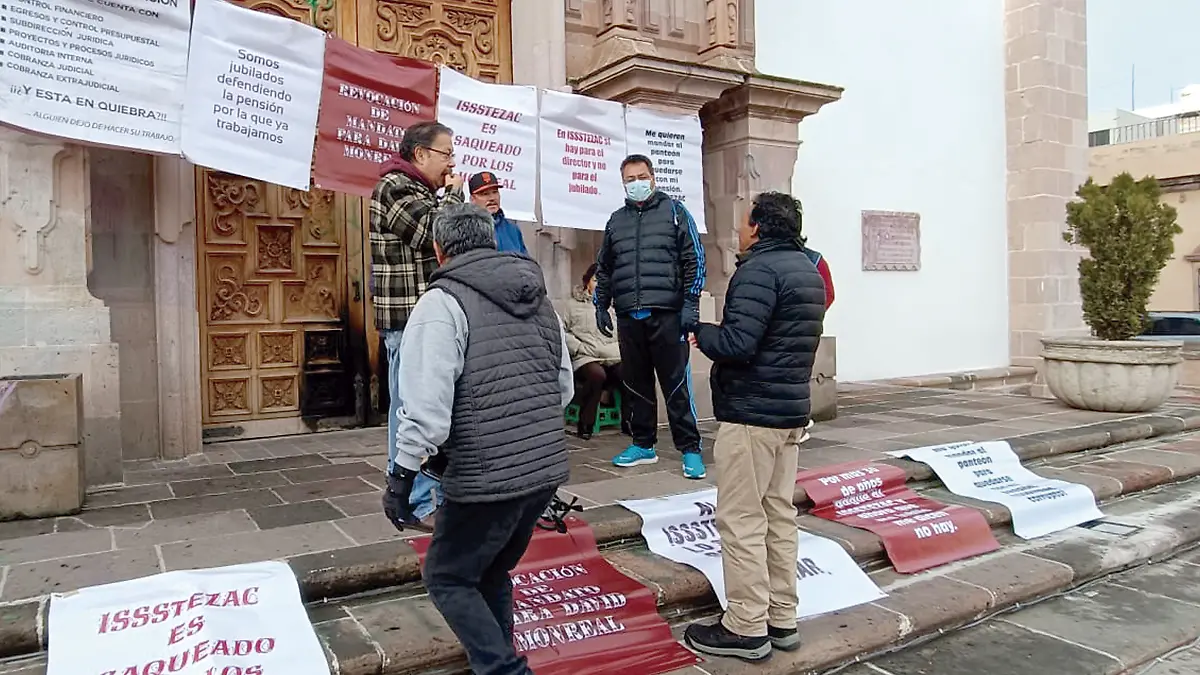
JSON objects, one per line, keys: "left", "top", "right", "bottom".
{"left": 1139, "top": 312, "right": 1200, "bottom": 341}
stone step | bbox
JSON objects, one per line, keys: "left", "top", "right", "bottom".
{"left": 4, "top": 429, "right": 1200, "bottom": 674}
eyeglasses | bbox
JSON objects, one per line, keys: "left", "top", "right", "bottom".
{"left": 423, "top": 146, "right": 455, "bottom": 160}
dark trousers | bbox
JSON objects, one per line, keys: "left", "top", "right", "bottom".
{"left": 423, "top": 488, "right": 556, "bottom": 675}
{"left": 574, "top": 362, "right": 624, "bottom": 432}
{"left": 616, "top": 310, "right": 702, "bottom": 454}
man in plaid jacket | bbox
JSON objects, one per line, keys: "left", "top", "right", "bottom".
{"left": 370, "top": 120, "right": 465, "bottom": 527}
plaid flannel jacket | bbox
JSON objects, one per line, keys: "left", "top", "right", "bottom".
{"left": 368, "top": 170, "right": 464, "bottom": 330}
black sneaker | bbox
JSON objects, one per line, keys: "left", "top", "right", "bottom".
{"left": 768, "top": 625, "right": 801, "bottom": 651}
{"left": 684, "top": 620, "right": 771, "bottom": 661}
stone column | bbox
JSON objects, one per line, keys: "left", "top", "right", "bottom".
{"left": 1005, "top": 0, "right": 1089, "bottom": 369}
{"left": 153, "top": 156, "right": 203, "bottom": 460}
{"left": 0, "top": 129, "right": 122, "bottom": 487}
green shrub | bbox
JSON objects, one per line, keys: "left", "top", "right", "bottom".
{"left": 1064, "top": 173, "right": 1181, "bottom": 341}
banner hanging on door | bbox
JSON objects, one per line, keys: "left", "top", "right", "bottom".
{"left": 0, "top": 0, "right": 191, "bottom": 154}
{"left": 796, "top": 461, "right": 1000, "bottom": 574}
{"left": 437, "top": 66, "right": 539, "bottom": 222}
{"left": 182, "top": 0, "right": 326, "bottom": 190}
{"left": 408, "top": 517, "right": 698, "bottom": 675}
{"left": 623, "top": 107, "right": 707, "bottom": 233}
{"left": 620, "top": 488, "right": 885, "bottom": 619}
{"left": 538, "top": 89, "right": 627, "bottom": 231}
{"left": 887, "top": 441, "right": 1104, "bottom": 539}
{"left": 312, "top": 37, "right": 437, "bottom": 197}
{"left": 47, "top": 561, "right": 330, "bottom": 675}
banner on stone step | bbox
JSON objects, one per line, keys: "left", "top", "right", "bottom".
{"left": 47, "top": 561, "right": 330, "bottom": 675}
{"left": 408, "top": 517, "right": 699, "bottom": 675}
{"left": 181, "top": 0, "right": 326, "bottom": 190}
{"left": 619, "top": 488, "right": 885, "bottom": 618}
{"left": 0, "top": 0, "right": 191, "bottom": 154}
{"left": 311, "top": 37, "right": 438, "bottom": 197}
{"left": 796, "top": 461, "right": 1000, "bottom": 574}
{"left": 886, "top": 440, "right": 1104, "bottom": 539}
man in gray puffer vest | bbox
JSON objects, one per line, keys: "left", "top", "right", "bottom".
{"left": 380, "top": 203, "right": 574, "bottom": 675}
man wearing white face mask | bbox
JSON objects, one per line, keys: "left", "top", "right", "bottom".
{"left": 593, "top": 154, "right": 707, "bottom": 479}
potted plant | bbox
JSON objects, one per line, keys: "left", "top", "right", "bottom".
{"left": 1041, "top": 172, "right": 1184, "bottom": 412}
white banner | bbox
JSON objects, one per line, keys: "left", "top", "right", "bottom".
{"left": 0, "top": 0, "right": 190, "bottom": 154}
{"left": 888, "top": 441, "right": 1103, "bottom": 539}
{"left": 623, "top": 107, "right": 707, "bottom": 233}
{"left": 538, "top": 89, "right": 627, "bottom": 231}
{"left": 620, "top": 489, "right": 884, "bottom": 619}
{"left": 47, "top": 561, "right": 330, "bottom": 675}
{"left": 438, "top": 66, "right": 538, "bottom": 222}
{"left": 182, "top": 0, "right": 325, "bottom": 190}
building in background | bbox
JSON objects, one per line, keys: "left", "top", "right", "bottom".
{"left": 0, "top": 0, "right": 1088, "bottom": 485}
{"left": 1089, "top": 84, "right": 1200, "bottom": 147}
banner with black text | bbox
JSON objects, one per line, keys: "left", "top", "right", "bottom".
{"left": 623, "top": 107, "right": 706, "bottom": 233}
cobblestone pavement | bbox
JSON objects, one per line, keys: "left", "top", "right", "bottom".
{"left": 850, "top": 543, "right": 1200, "bottom": 675}
{"left": 0, "top": 384, "right": 1191, "bottom": 603}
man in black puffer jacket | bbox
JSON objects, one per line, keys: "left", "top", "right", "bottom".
{"left": 594, "top": 154, "right": 707, "bottom": 480}
{"left": 683, "top": 192, "right": 826, "bottom": 662}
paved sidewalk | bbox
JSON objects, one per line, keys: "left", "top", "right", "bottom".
{"left": 0, "top": 385, "right": 1194, "bottom": 603}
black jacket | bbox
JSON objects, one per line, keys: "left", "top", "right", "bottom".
{"left": 694, "top": 239, "right": 826, "bottom": 429}
{"left": 428, "top": 249, "right": 569, "bottom": 503}
{"left": 594, "top": 191, "right": 705, "bottom": 315}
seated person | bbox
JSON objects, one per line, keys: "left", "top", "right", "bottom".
{"left": 562, "top": 264, "right": 625, "bottom": 439}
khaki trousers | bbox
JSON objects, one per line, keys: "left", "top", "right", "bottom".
{"left": 714, "top": 422, "right": 801, "bottom": 637}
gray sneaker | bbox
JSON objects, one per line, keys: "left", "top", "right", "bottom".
{"left": 768, "top": 625, "right": 801, "bottom": 651}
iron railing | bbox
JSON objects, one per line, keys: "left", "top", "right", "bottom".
{"left": 1090, "top": 114, "right": 1200, "bottom": 147}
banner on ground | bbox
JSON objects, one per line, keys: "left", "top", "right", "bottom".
{"left": 887, "top": 441, "right": 1104, "bottom": 540}
{"left": 409, "top": 517, "right": 698, "bottom": 675}
{"left": 437, "top": 66, "right": 539, "bottom": 222}
{"left": 0, "top": 0, "right": 190, "bottom": 154}
{"left": 623, "top": 107, "right": 707, "bottom": 233}
{"left": 620, "top": 488, "right": 885, "bottom": 619}
{"left": 47, "top": 561, "right": 330, "bottom": 675}
{"left": 538, "top": 89, "right": 627, "bottom": 231}
{"left": 312, "top": 37, "right": 437, "bottom": 196}
{"left": 182, "top": 0, "right": 325, "bottom": 190}
{"left": 796, "top": 462, "right": 999, "bottom": 574}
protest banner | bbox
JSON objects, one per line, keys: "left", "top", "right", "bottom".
{"left": 437, "top": 66, "right": 539, "bottom": 221}
{"left": 409, "top": 517, "right": 698, "bottom": 675}
{"left": 538, "top": 89, "right": 627, "bottom": 231}
{"left": 0, "top": 0, "right": 190, "bottom": 154}
{"left": 312, "top": 37, "right": 437, "bottom": 196}
{"left": 47, "top": 561, "right": 329, "bottom": 675}
{"left": 620, "top": 489, "right": 885, "bottom": 619}
{"left": 623, "top": 107, "right": 707, "bottom": 233}
{"left": 182, "top": 0, "right": 325, "bottom": 190}
{"left": 796, "top": 461, "right": 999, "bottom": 574}
{"left": 888, "top": 441, "right": 1103, "bottom": 539}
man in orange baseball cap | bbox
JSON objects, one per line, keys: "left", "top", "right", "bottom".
{"left": 468, "top": 171, "right": 528, "bottom": 255}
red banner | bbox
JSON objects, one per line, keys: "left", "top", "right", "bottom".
{"left": 409, "top": 517, "right": 698, "bottom": 675}
{"left": 796, "top": 461, "right": 999, "bottom": 574}
{"left": 312, "top": 37, "right": 438, "bottom": 196}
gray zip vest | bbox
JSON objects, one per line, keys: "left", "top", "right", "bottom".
{"left": 428, "top": 250, "right": 569, "bottom": 503}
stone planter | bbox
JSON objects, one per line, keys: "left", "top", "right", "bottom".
{"left": 0, "top": 374, "right": 86, "bottom": 520}
{"left": 1040, "top": 338, "right": 1183, "bottom": 413}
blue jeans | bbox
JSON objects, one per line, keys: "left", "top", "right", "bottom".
{"left": 383, "top": 328, "right": 443, "bottom": 521}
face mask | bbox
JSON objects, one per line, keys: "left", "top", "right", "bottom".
{"left": 624, "top": 179, "right": 653, "bottom": 202}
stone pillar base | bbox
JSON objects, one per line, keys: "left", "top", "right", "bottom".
{"left": 812, "top": 336, "right": 838, "bottom": 422}
{"left": 0, "top": 374, "right": 86, "bottom": 518}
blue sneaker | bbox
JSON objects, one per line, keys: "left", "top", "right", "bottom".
{"left": 613, "top": 445, "right": 658, "bottom": 468}
{"left": 682, "top": 453, "right": 707, "bottom": 479}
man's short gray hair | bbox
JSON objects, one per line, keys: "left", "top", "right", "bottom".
{"left": 434, "top": 203, "right": 497, "bottom": 258}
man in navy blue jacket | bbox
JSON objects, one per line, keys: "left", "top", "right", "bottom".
{"left": 469, "top": 171, "right": 528, "bottom": 254}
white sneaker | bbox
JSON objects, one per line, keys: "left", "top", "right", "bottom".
{"left": 798, "top": 420, "right": 813, "bottom": 444}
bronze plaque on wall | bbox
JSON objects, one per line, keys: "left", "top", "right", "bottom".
{"left": 862, "top": 210, "right": 921, "bottom": 271}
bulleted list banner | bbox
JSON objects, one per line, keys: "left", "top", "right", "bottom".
{"left": 796, "top": 461, "right": 999, "bottom": 573}
{"left": 0, "top": 0, "right": 190, "bottom": 153}
{"left": 409, "top": 517, "right": 698, "bottom": 675}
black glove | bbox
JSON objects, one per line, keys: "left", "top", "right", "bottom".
{"left": 382, "top": 468, "right": 419, "bottom": 531}
{"left": 423, "top": 453, "right": 447, "bottom": 481}
{"left": 596, "top": 306, "right": 614, "bottom": 338}
{"left": 681, "top": 298, "right": 700, "bottom": 332}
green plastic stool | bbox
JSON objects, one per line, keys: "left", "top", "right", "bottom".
{"left": 565, "top": 389, "right": 623, "bottom": 434}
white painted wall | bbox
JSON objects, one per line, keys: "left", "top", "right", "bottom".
{"left": 755, "top": 0, "right": 1010, "bottom": 382}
